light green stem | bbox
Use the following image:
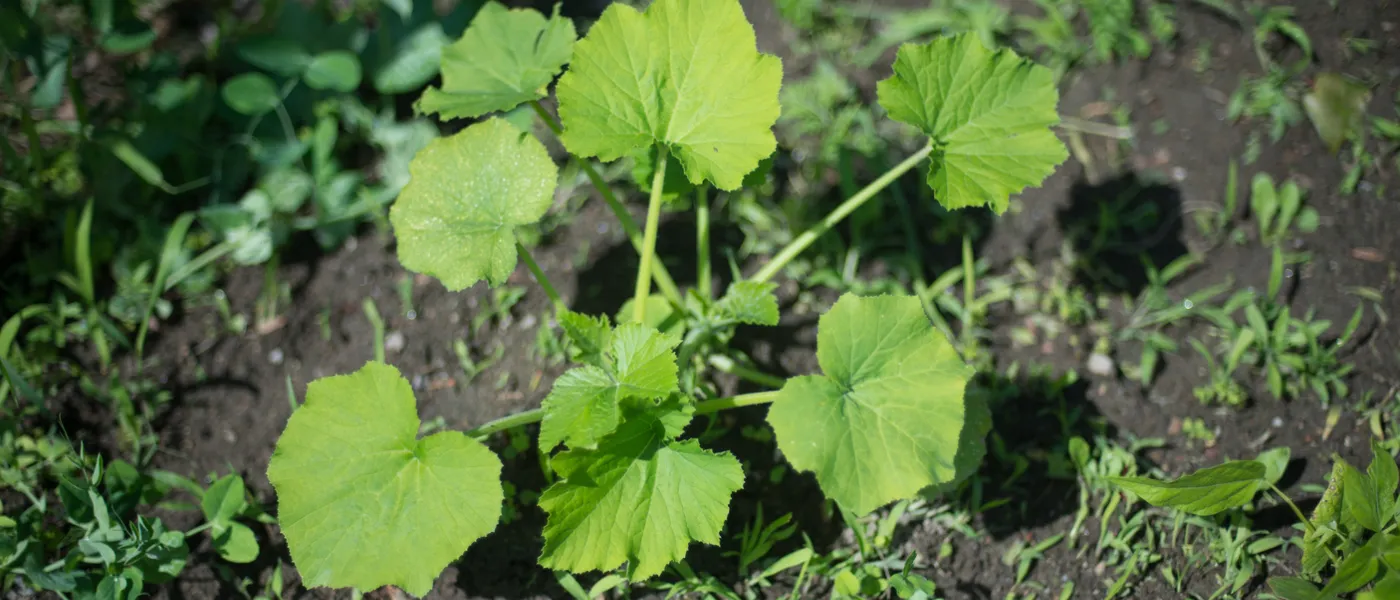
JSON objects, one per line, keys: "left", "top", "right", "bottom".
{"left": 697, "top": 186, "right": 711, "bottom": 301}
{"left": 464, "top": 390, "right": 780, "bottom": 438}
{"left": 516, "top": 241, "right": 562, "bottom": 308}
{"left": 362, "top": 298, "right": 385, "bottom": 363}
{"left": 750, "top": 143, "right": 934, "bottom": 283}
{"left": 528, "top": 100, "right": 681, "bottom": 305}
{"left": 633, "top": 146, "right": 669, "bottom": 323}
{"left": 961, "top": 234, "right": 975, "bottom": 351}
{"left": 708, "top": 355, "right": 786, "bottom": 388}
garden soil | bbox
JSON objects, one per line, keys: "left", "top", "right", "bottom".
{"left": 132, "top": 1, "right": 1400, "bottom": 598}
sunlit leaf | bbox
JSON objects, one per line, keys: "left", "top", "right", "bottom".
{"left": 555, "top": 0, "right": 782, "bottom": 190}
{"left": 717, "top": 281, "right": 779, "bottom": 326}
{"left": 267, "top": 362, "right": 503, "bottom": 596}
{"left": 1109, "top": 460, "right": 1266, "bottom": 516}
{"left": 876, "top": 33, "right": 1067, "bottom": 213}
{"left": 767, "top": 294, "right": 973, "bottom": 515}
{"left": 389, "top": 117, "right": 558, "bottom": 290}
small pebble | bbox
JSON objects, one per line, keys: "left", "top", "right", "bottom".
{"left": 520, "top": 314, "right": 538, "bottom": 330}
{"left": 268, "top": 348, "right": 284, "bottom": 365}
{"left": 385, "top": 331, "right": 406, "bottom": 353}
{"left": 1087, "top": 353, "right": 1115, "bottom": 376}
{"left": 1272, "top": 417, "right": 1284, "bottom": 428}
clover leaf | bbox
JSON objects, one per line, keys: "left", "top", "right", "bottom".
{"left": 416, "top": 2, "right": 576, "bottom": 120}
{"left": 390, "top": 117, "right": 558, "bottom": 290}
{"left": 538, "top": 402, "right": 743, "bottom": 580}
{"left": 539, "top": 322, "right": 681, "bottom": 452}
{"left": 267, "top": 362, "right": 503, "bottom": 596}
{"left": 767, "top": 294, "right": 974, "bottom": 515}
{"left": 876, "top": 33, "right": 1068, "bottom": 213}
{"left": 554, "top": 0, "right": 782, "bottom": 190}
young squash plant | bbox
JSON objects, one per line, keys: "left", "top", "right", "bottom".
{"left": 266, "top": 0, "right": 1068, "bottom": 594}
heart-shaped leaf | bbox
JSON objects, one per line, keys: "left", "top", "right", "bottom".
{"left": 555, "top": 0, "right": 782, "bottom": 190}
{"left": 267, "top": 362, "right": 503, "bottom": 596}
{"left": 876, "top": 33, "right": 1067, "bottom": 213}
{"left": 767, "top": 294, "right": 974, "bottom": 515}
{"left": 417, "top": 1, "right": 576, "bottom": 120}
{"left": 389, "top": 117, "right": 558, "bottom": 290}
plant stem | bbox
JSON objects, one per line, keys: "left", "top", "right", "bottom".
{"left": 463, "top": 390, "right": 780, "bottom": 438}
{"left": 516, "top": 241, "right": 562, "bottom": 308}
{"left": 362, "top": 298, "right": 386, "bottom": 363}
{"left": 633, "top": 146, "right": 669, "bottom": 323}
{"left": 528, "top": 100, "right": 682, "bottom": 305}
{"left": 695, "top": 390, "right": 781, "bottom": 415}
{"left": 696, "top": 185, "right": 711, "bottom": 301}
{"left": 750, "top": 143, "right": 934, "bottom": 283}
{"left": 708, "top": 355, "right": 786, "bottom": 388}
{"left": 961, "top": 234, "right": 975, "bottom": 351}
{"left": 1269, "top": 483, "right": 1339, "bottom": 565}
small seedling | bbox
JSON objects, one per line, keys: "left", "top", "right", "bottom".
{"left": 1250, "top": 173, "right": 1319, "bottom": 245}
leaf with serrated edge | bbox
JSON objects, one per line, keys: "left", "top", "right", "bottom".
{"left": 538, "top": 323, "right": 681, "bottom": 452}
{"left": 539, "top": 402, "right": 743, "bottom": 580}
{"left": 876, "top": 34, "right": 1067, "bottom": 213}
{"left": 267, "top": 362, "right": 503, "bottom": 596}
{"left": 416, "top": 2, "right": 576, "bottom": 119}
{"left": 558, "top": 309, "right": 612, "bottom": 367}
{"left": 767, "top": 294, "right": 973, "bottom": 515}
{"left": 390, "top": 117, "right": 557, "bottom": 290}
{"left": 718, "top": 281, "right": 780, "bottom": 326}
{"left": 1109, "top": 460, "right": 1265, "bottom": 516}
{"left": 555, "top": 0, "right": 782, "bottom": 190}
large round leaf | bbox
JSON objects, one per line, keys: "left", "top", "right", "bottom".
{"left": 767, "top": 294, "right": 974, "bottom": 515}
{"left": 267, "top": 362, "right": 503, "bottom": 596}
{"left": 416, "top": 1, "right": 576, "bottom": 120}
{"left": 876, "top": 34, "right": 1067, "bottom": 214}
{"left": 554, "top": 0, "right": 781, "bottom": 191}
{"left": 389, "top": 117, "right": 558, "bottom": 290}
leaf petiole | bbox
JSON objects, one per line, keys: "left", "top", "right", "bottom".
{"left": 633, "top": 145, "right": 669, "bottom": 323}
{"left": 696, "top": 185, "right": 711, "bottom": 301}
{"left": 750, "top": 142, "right": 934, "bottom": 283}
{"left": 708, "top": 355, "right": 786, "bottom": 388}
{"left": 464, "top": 390, "right": 782, "bottom": 440}
{"left": 529, "top": 100, "right": 682, "bottom": 305}
{"left": 517, "top": 241, "right": 562, "bottom": 308}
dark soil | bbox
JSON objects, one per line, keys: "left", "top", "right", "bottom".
{"left": 131, "top": 1, "right": 1400, "bottom": 598}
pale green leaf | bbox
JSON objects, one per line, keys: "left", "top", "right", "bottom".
{"left": 1109, "top": 460, "right": 1266, "bottom": 516}
{"left": 200, "top": 474, "right": 247, "bottom": 526}
{"left": 417, "top": 1, "right": 576, "bottom": 119}
{"left": 1268, "top": 577, "right": 1336, "bottom": 600}
{"left": 928, "top": 383, "right": 992, "bottom": 495}
{"left": 539, "top": 322, "right": 681, "bottom": 452}
{"left": 221, "top": 73, "right": 280, "bottom": 116}
{"left": 555, "top": 0, "right": 782, "bottom": 190}
{"left": 267, "top": 362, "right": 503, "bottom": 596}
{"left": 876, "top": 33, "right": 1067, "bottom": 213}
{"left": 1256, "top": 447, "right": 1291, "bottom": 486}
{"left": 373, "top": 24, "right": 450, "bottom": 94}
{"left": 717, "top": 281, "right": 780, "bottom": 326}
{"left": 212, "top": 522, "right": 259, "bottom": 564}
{"left": 389, "top": 117, "right": 558, "bottom": 290}
{"left": 1303, "top": 73, "right": 1370, "bottom": 154}
{"left": 767, "top": 294, "right": 974, "bottom": 515}
{"left": 539, "top": 402, "right": 742, "bottom": 580}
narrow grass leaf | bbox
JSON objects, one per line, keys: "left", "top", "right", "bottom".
{"left": 267, "top": 362, "right": 503, "bottom": 596}
{"left": 1109, "top": 460, "right": 1266, "bottom": 516}
{"left": 768, "top": 294, "right": 973, "bottom": 515}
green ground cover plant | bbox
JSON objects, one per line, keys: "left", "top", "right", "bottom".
{"left": 263, "top": 0, "right": 1068, "bottom": 593}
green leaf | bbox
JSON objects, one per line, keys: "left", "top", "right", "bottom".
{"left": 1108, "top": 460, "right": 1266, "bottom": 516}
{"left": 1344, "top": 463, "right": 1385, "bottom": 532}
{"left": 539, "top": 322, "right": 681, "bottom": 452}
{"left": 539, "top": 402, "right": 743, "bottom": 580}
{"left": 303, "top": 51, "right": 362, "bottom": 92}
{"left": 221, "top": 73, "right": 281, "bottom": 116}
{"left": 267, "top": 362, "right": 503, "bottom": 596}
{"left": 558, "top": 309, "right": 613, "bottom": 367}
{"left": 1370, "top": 571, "right": 1400, "bottom": 600}
{"left": 373, "top": 24, "right": 450, "bottom": 94}
{"left": 1368, "top": 438, "right": 1398, "bottom": 520}
{"left": 1321, "top": 533, "right": 1383, "bottom": 596}
{"left": 717, "top": 281, "right": 780, "bottom": 326}
{"left": 389, "top": 117, "right": 558, "bottom": 290}
{"left": 767, "top": 294, "right": 974, "bottom": 515}
{"left": 1268, "top": 577, "right": 1337, "bottom": 600}
{"left": 200, "top": 474, "right": 247, "bottom": 526}
{"left": 1256, "top": 447, "right": 1291, "bottom": 486}
{"left": 237, "top": 38, "right": 312, "bottom": 77}
{"left": 1303, "top": 460, "right": 1347, "bottom": 577}
{"left": 417, "top": 1, "right": 576, "bottom": 120}
{"left": 1303, "top": 73, "right": 1370, "bottom": 154}
{"left": 929, "top": 383, "right": 993, "bottom": 495}
{"left": 212, "top": 522, "right": 259, "bottom": 564}
{"left": 554, "top": 0, "right": 782, "bottom": 190}
{"left": 875, "top": 33, "right": 1067, "bottom": 213}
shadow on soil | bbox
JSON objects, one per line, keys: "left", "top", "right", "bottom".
{"left": 1057, "top": 171, "right": 1188, "bottom": 296}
